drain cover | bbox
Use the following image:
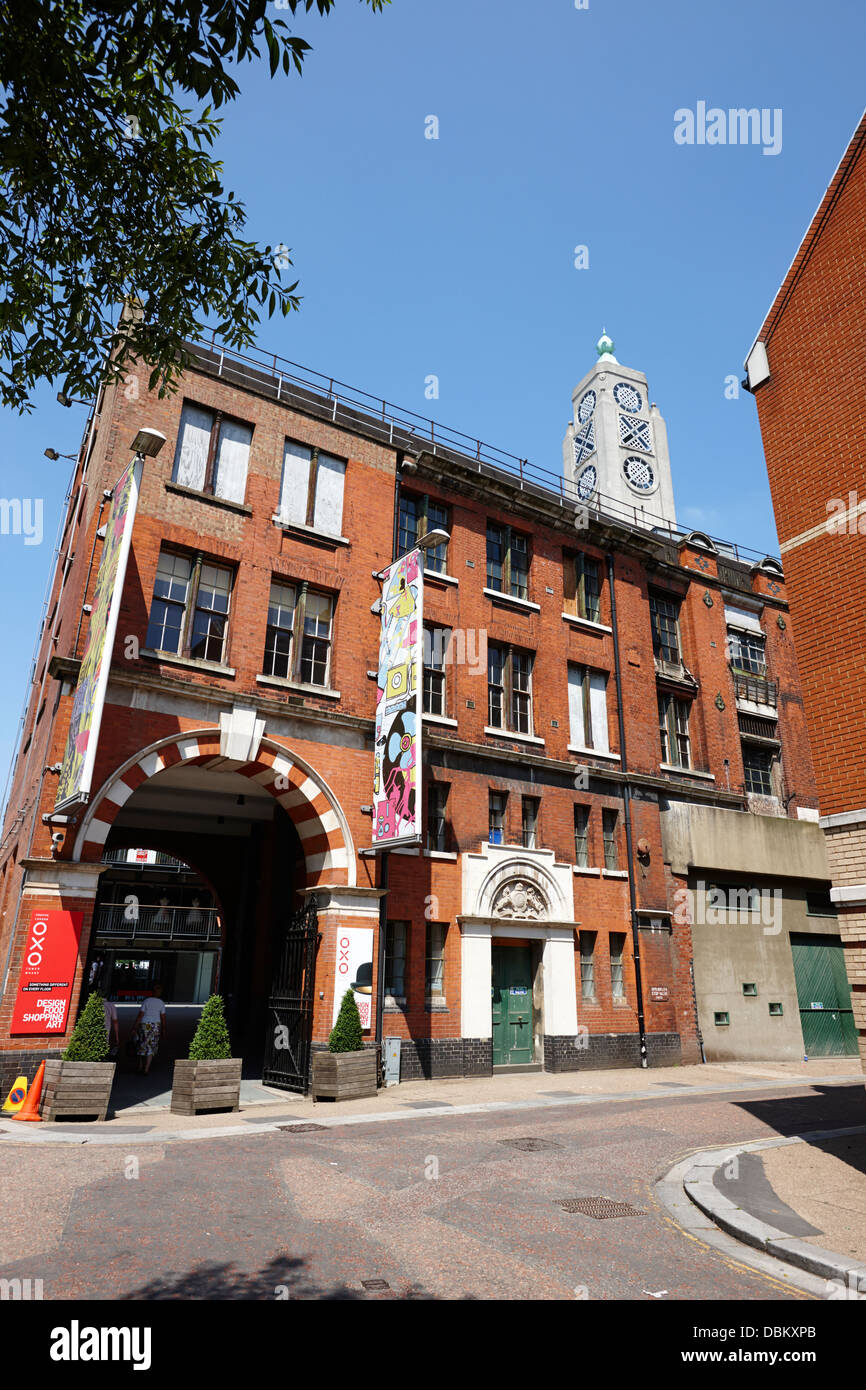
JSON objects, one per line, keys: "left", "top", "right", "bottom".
{"left": 277, "top": 1122, "right": 327, "bottom": 1133}
{"left": 557, "top": 1196, "right": 645, "bottom": 1219}
{"left": 361, "top": 1279, "right": 390, "bottom": 1291}
{"left": 498, "top": 1137, "right": 562, "bottom": 1153}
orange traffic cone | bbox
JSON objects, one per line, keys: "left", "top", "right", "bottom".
{"left": 13, "top": 1061, "right": 45, "bottom": 1122}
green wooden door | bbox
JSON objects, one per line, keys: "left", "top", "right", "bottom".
{"left": 492, "top": 946, "right": 533, "bottom": 1066}
{"left": 790, "top": 934, "right": 857, "bottom": 1057}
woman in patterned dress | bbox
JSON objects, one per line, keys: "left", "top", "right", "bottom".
{"left": 132, "top": 984, "right": 167, "bottom": 1074}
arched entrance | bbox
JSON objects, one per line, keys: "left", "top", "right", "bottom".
{"left": 74, "top": 728, "right": 354, "bottom": 886}
{"left": 76, "top": 728, "right": 356, "bottom": 1088}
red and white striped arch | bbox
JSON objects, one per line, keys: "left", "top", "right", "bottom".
{"left": 72, "top": 730, "right": 355, "bottom": 887}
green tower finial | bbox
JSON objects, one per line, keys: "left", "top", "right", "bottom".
{"left": 596, "top": 329, "right": 616, "bottom": 359}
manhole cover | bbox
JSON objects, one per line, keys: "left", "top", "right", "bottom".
{"left": 361, "top": 1279, "right": 390, "bottom": 1291}
{"left": 557, "top": 1196, "right": 645, "bottom": 1219}
{"left": 276, "top": 1123, "right": 327, "bottom": 1133}
{"left": 497, "top": 1137, "right": 562, "bottom": 1153}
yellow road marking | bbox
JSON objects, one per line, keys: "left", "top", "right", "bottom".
{"left": 660, "top": 1214, "right": 814, "bottom": 1299}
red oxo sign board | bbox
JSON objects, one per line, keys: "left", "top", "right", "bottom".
{"left": 10, "top": 910, "right": 83, "bottom": 1035}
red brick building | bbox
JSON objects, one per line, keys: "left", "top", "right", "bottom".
{"left": 0, "top": 331, "right": 846, "bottom": 1094}
{"left": 744, "top": 111, "right": 866, "bottom": 1072}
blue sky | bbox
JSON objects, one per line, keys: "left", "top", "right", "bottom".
{"left": 1, "top": 0, "right": 863, "bottom": 792}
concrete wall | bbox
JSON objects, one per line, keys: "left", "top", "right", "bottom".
{"left": 661, "top": 800, "right": 830, "bottom": 880}
{"left": 690, "top": 881, "right": 840, "bottom": 1062}
{"left": 661, "top": 802, "right": 838, "bottom": 1061}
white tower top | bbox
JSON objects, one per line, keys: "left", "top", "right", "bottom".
{"left": 562, "top": 334, "right": 677, "bottom": 531}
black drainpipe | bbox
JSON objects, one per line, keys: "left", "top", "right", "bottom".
{"left": 606, "top": 553, "right": 648, "bottom": 1069}
{"left": 391, "top": 452, "right": 404, "bottom": 563}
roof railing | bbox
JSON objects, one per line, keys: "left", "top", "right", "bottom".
{"left": 187, "top": 333, "right": 778, "bottom": 568}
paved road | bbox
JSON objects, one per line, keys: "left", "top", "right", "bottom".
{"left": 1, "top": 1080, "right": 863, "bottom": 1301}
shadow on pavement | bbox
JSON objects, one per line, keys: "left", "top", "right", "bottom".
{"left": 123, "top": 1256, "right": 441, "bottom": 1300}
{"left": 731, "top": 1083, "right": 866, "bottom": 1176}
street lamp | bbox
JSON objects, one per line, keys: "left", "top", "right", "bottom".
{"left": 416, "top": 527, "right": 450, "bottom": 552}
{"left": 372, "top": 527, "right": 450, "bottom": 582}
{"left": 130, "top": 427, "right": 166, "bottom": 459}
{"left": 43, "top": 449, "right": 77, "bottom": 461}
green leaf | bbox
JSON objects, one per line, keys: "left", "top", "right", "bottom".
{"left": 264, "top": 20, "right": 279, "bottom": 77}
{"left": 0, "top": 0, "right": 389, "bottom": 408}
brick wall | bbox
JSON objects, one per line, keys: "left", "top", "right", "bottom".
{"left": 0, "top": 342, "right": 824, "bottom": 1073}
{"left": 749, "top": 116, "right": 866, "bottom": 1068}
{"left": 750, "top": 122, "right": 866, "bottom": 818}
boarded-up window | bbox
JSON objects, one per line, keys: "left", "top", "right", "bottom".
{"left": 172, "top": 403, "right": 251, "bottom": 504}
{"left": 278, "top": 439, "right": 346, "bottom": 535}
{"left": 568, "top": 665, "right": 609, "bottom": 751}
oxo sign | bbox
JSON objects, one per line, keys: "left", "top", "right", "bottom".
{"left": 10, "top": 910, "right": 83, "bottom": 1035}
{"left": 332, "top": 927, "right": 373, "bottom": 1031}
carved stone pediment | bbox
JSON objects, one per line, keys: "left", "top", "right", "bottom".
{"left": 462, "top": 842, "right": 574, "bottom": 925}
{"left": 492, "top": 879, "right": 548, "bottom": 920}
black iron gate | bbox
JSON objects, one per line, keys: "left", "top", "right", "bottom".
{"left": 262, "top": 896, "right": 321, "bottom": 1092}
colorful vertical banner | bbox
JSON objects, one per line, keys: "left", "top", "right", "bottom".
{"left": 55, "top": 458, "right": 143, "bottom": 812}
{"left": 10, "top": 910, "right": 84, "bottom": 1034}
{"left": 332, "top": 927, "right": 375, "bottom": 1030}
{"left": 372, "top": 548, "right": 423, "bottom": 846}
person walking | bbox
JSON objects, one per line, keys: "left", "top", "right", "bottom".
{"left": 102, "top": 995, "right": 120, "bottom": 1059}
{"left": 132, "top": 984, "right": 167, "bottom": 1075}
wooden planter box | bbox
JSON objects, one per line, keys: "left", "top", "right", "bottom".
{"left": 312, "top": 1049, "right": 378, "bottom": 1101}
{"left": 170, "top": 1058, "right": 242, "bottom": 1115}
{"left": 41, "top": 1060, "right": 116, "bottom": 1122}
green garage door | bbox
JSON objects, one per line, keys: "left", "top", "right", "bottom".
{"left": 790, "top": 934, "right": 857, "bottom": 1057}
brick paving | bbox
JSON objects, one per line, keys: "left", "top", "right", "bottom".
{"left": 1, "top": 1075, "right": 864, "bottom": 1300}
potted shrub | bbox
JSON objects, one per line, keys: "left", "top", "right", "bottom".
{"left": 170, "top": 994, "right": 242, "bottom": 1115}
{"left": 311, "top": 989, "right": 378, "bottom": 1101}
{"left": 41, "top": 991, "right": 116, "bottom": 1122}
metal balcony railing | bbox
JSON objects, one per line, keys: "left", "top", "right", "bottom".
{"left": 738, "top": 712, "right": 779, "bottom": 740}
{"left": 95, "top": 903, "right": 221, "bottom": 941}
{"left": 733, "top": 673, "right": 778, "bottom": 708}
{"left": 101, "top": 848, "right": 188, "bottom": 870}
